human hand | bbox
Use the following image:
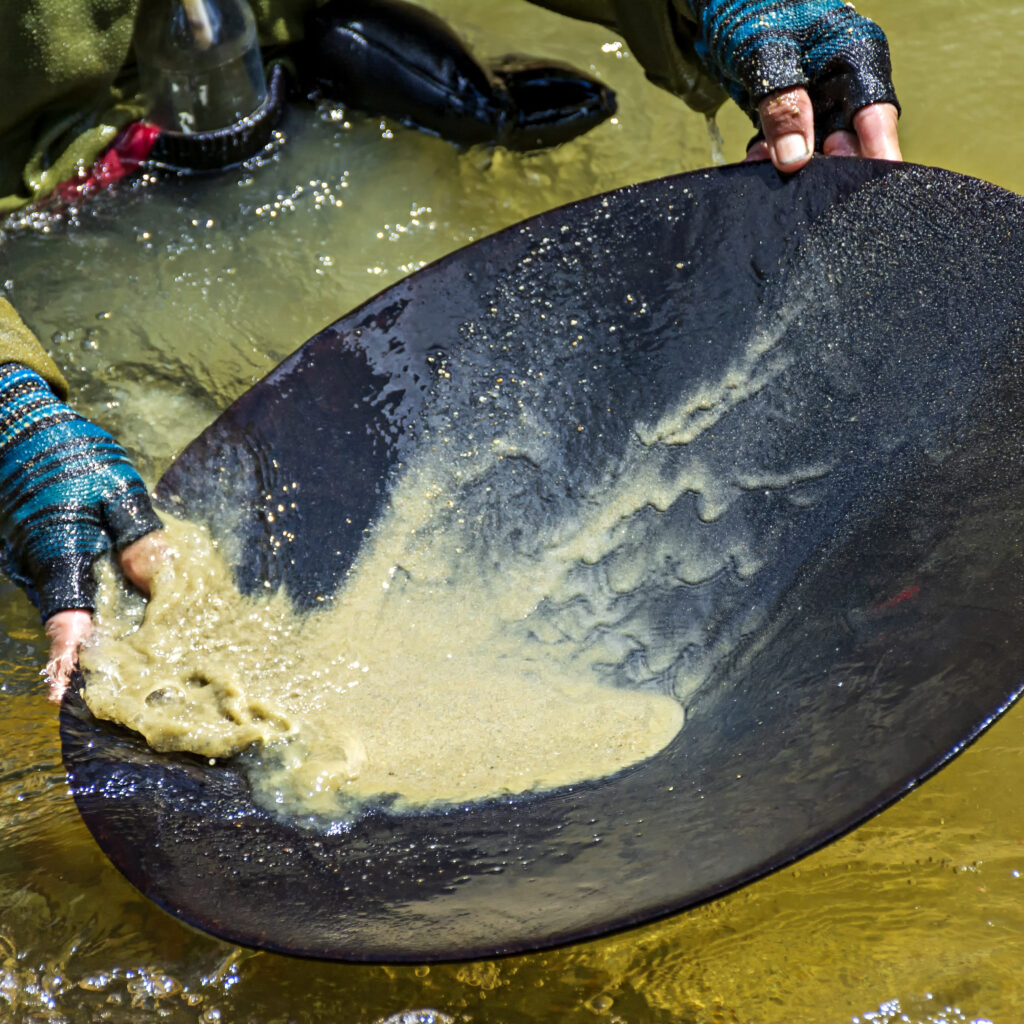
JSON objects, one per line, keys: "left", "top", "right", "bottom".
{"left": 685, "top": 0, "right": 901, "bottom": 173}
{"left": 0, "top": 364, "right": 165, "bottom": 701}
{"left": 43, "top": 532, "right": 168, "bottom": 703}
{"left": 745, "top": 91, "right": 901, "bottom": 172}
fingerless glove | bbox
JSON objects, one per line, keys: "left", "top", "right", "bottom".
{"left": 0, "top": 363, "right": 162, "bottom": 619}
{"left": 683, "top": 0, "right": 899, "bottom": 135}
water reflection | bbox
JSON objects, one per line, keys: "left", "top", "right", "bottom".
{"left": 2, "top": 0, "right": 1024, "bottom": 1021}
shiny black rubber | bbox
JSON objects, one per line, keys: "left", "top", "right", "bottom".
{"left": 301, "top": 0, "right": 614, "bottom": 149}
{"left": 149, "top": 63, "right": 286, "bottom": 172}
{"left": 489, "top": 54, "right": 617, "bottom": 150}
{"left": 62, "top": 159, "right": 1024, "bottom": 962}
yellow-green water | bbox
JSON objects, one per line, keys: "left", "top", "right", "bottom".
{"left": 2, "top": 1, "right": 1024, "bottom": 1021}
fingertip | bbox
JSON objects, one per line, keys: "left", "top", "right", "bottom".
{"left": 43, "top": 608, "right": 93, "bottom": 704}
{"left": 823, "top": 130, "right": 860, "bottom": 158}
{"left": 744, "top": 139, "right": 771, "bottom": 164}
{"left": 758, "top": 86, "right": 814, "bottom": 174}
{"left": 46, "top": 669, "right": 68, "bottom": 704}
{"left": 771, "top": 132, "right": 812, "bottom": 172}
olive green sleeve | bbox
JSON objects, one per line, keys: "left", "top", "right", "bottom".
{"left": 0, "top": 298, "right": 68, "bottom": 399}
{"left": 524, "top": 0, "right": 726, "bottom": 114}
{"left": 0, "top": 0, "right": 144, "bottom": 215}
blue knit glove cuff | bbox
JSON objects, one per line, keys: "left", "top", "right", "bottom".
{"left": 0, "top": 363, "right": 163, "bottom": 620}
{"left": 685, "top": 0, "right": 899, "bottom": 135}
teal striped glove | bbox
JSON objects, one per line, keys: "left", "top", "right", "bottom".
{"left": 684, "top": 0, "right": 899, "bottom": 136}
{"left": 0, "top": 364, "right": 163, "bottom": 620}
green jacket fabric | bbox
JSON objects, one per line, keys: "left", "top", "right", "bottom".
{"left": 528, "top": 0, "right": 723, "bottom": 113}
{"left": 0, "top": 0, "right": 310, "bottom": 217}
{"left": 0, "top": 0, "right": 716, "bottom": 392}
{"left": 0, "top": 299, "right": 68, "bottom": 398}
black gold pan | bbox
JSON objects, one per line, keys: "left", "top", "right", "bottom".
{"left": 60, "top": 159, "right": 1024, "bottom": 962}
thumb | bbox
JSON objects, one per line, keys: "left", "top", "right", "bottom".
{"left": 118, "top": 530, "right": 168, "bottom": 597}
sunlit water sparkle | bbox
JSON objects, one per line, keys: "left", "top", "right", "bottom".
{"left": 2, "top": 0, "right": 1024, "bottom": 1021}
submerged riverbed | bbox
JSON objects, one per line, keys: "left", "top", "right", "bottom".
{"left": 2, "top": 1, "right": 1024, "bottom": 1021}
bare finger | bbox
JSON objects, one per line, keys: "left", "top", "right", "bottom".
{"left": 823, "top": 130, "right": 860, "bottom": 157}
{"left": 852, "top": 102, "right": 902, "bottom": 161}
{"left": 44, "top": 609, "right": 93, "bottom": 704}
{"left": 758, "top": 86, "right": 814, "bottom": 173}
{"left": 745, "top": 138, "right": 771, "bottom": 163}
{"left": 118, "top": 530, "right": 169, "bottom": 597}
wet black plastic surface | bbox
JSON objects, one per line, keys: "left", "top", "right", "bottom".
{"left": 62, "top": 159, "right": 1024, "bottom": 961}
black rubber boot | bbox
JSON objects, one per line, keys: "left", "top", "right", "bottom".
{"left": 488, "top": 55, "right": 617, "bottom": 151}
{"left": 301, "top": 0, "right": 616, "bottom": 150}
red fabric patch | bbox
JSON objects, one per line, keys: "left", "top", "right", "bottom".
{"left": 52, "top": 121, "right": 161, "bottom": 204}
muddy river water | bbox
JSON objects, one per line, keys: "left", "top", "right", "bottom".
{"left": 2, "top": 1, "right": 1024, "bottom": 1021}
